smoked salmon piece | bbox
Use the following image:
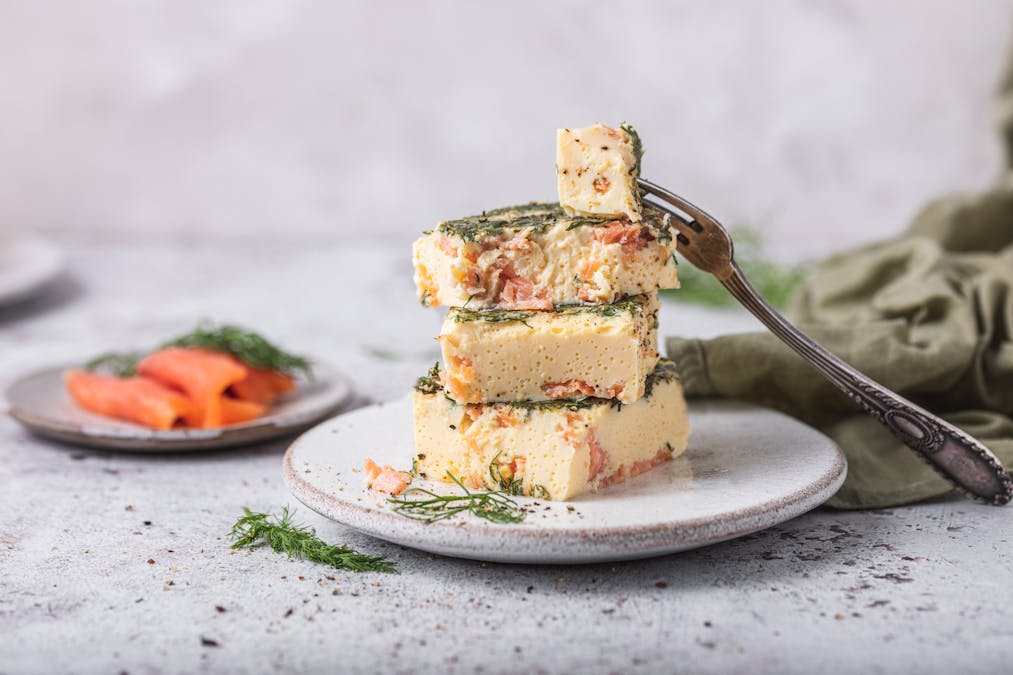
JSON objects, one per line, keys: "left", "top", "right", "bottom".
{"left": 219, "top": 397, "right": 268, "bottom": 425}
{"left": 363, "top": 458, "right": 412, "bottom": 496}
{"left": 137, "top": 347, "right": 249, "bottom": 428}
{"left": 593, "top": 221, "right": 652, "bottom": 256}
{"left": 65, "top": 370, "right": 196, "bottom": 430}
{"left": 229, "top": 367, "right": 296, "bottom": 405}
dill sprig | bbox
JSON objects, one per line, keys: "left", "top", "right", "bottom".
{"left": 451, "top": 297, "right": 647, "bottom": 327}
{"left": 435, "top": 200, "right": 673, "bottom": 245}
{"left": 509, "top": 398, "right": 601, "bottom": 412}
{"left": 387, "top": 473, "right": 526, "bottom": 524}
{"left": 85, "top": 351, "right": 144, "bottom": 377}
{"left": 620, "top": 122, "right": 643, "bottom": 176}
{"left": 437, "top": 202, "right": 613, "bottom": 242}
{"left": 489, "top": 450, "right": 525, "bottom": 496}
{"left": 488, "top": 451, "right": 552, "bottom": 499}
{"left": 166, "top": 324, "right": 311, "bottom": 376}
{"left": 230, "top": 507, "right": 396, "bottom": 573}
{"left": 643, "top": 358, "right": 678, "bottom": 398}
{"left": 564, "top": 215, "right": 613, "bottom": 231}
{"left": 452, "top": 307, "right": 534, "bottom": 327}
{"left": 84, "top": 324, "right": 311, "bottom": 378}
{"left": 437, "top": 202, "right": 560, "bottom": 242}
{"left": 554, "top": 296, "right": 644, "bottom": 319}
{"left": 415, "top": 362, "right": 442, "bottom": 395}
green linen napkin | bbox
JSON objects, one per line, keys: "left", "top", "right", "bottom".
{"left": 667, "top": 71, "right": 1013, "bottom": 510}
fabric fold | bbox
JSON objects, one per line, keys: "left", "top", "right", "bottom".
{"left": 666, "top": 193, "right": 1013, "bottom": 509}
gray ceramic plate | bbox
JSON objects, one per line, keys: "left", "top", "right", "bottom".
{"left": 5, "top": 362, "right": 353, "bottom": 451}
{"left": 283, "top": 397, "right": 847, "bottom": 564}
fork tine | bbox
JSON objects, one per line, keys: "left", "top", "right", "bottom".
{"left": 641, "top": 185, "right": 736, "bottom": 278}
{"left": 641, "top": 196, "right": 691, "bottom": 228}
{"left": 638, "top": 178, "right": 722, "bottom": 231}
{"left": 642, "top": 197, "right": 693, "bottom": 247}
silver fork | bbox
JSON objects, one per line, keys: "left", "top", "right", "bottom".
{"left": 638, "top": 178, "right": 1012, "bottom": 506}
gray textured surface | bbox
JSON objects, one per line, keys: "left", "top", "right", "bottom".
{"left": 2, "top": 240, "right": 1012, "bottom": 674}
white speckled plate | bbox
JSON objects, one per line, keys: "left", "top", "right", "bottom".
{"left": 0, "top": 237, "right": 65, "bottom": 308}
{"left": 283, "top": 397, "right": 847, "bottom": 564}
{"left": 5, "top": 362, "right": 353, "bottom": 451}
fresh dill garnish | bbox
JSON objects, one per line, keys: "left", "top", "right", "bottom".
{"left": 85, "top": 351, "right": 143, "bottom": 377}
{"left": 415, "top": 362, "right": 442, "bottom": 395}
{"left": 529, "top": 485, "right": 551, "bottom": 500}
{"left": 165, "top": 324, "right": 311, "bottom": 376}
{"left": 643, "top": 359, "right": 678, "bottom": 398}
{"left": 229, "top": 507, "right": 396, "bottom": 573}
{"left": 620, "top": 122, "right": 643, "bottom": 176}
{"left": 84, "top": 324, "right": 311, "bottom": 378}
{"left": 489, "top": 450, "right": 525, "bottom": 496}
{"left": 452, "top": 307, "right": 535, "bottom": 328}
{"left": 509, "top": 398, "right": 601, "bottom": 412}
{"left": 434, "top": 200, "right": 674, "bottom": 246}
{"left": 655, "top": 217, "right": 674, "bottom": 245}
{"left": 387, "top": 472, "right": 526, "bottom": 524}
{"left": 450, "top": 298, "right": 646, "bottom": 326}
{"left": 553, "top": 296, "right": 644, "bottom": 319}
{"left": 564, "top": 215, "right": 613, "bottom": 231}
{"left": 436, "top": 202, "right": 613, "bottom": 242}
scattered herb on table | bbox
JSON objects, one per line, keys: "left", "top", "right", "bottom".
{"left": 387, "top": 472, "right": 527, "bottom": 524}
{"left": 229, "top": 507, "right": 396, "bottom": 573}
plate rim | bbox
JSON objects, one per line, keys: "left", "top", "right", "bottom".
{"left": 0, "top": 237, "right": 66, "bottom": 308}
{"left": 282, "top": 397, "right": 847, "bottom": 560}
{"left": 4, "top": 360, "right": 354, "bottom": 452}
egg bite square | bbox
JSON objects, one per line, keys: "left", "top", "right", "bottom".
{"left": 439, "top": 294, "right": 659, "bottom": 405}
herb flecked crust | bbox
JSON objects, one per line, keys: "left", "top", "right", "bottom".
{"left": 451, "top": 295, "right": 648, "bottom": 326}
{"left": 414, "top": 359, "right": 679, "bottom": 411}
{"left": 433, "top": 202, "right": 672, "bottom": 243}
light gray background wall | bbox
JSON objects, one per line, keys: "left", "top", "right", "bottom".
{"left": 2, "top": 0, "right": 1011, "bottom": 260}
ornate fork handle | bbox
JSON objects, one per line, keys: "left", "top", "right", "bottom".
{"left": 722, "top": 266, "right": 1012, "bottom": 505}
{"left": 640, "top": 179, "right": 1011, "bottom": 505}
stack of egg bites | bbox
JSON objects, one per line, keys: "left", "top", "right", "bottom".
{"left": 411, "top": 124, "right": 691, "bottom": 501}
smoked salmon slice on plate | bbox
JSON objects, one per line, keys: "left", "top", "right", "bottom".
{"left": 229, "top": 367, "right": 296, "bottom": 406}
{"left": 64, "top": 370, "right": 196, "bottom": 431}
{"left": 6, "top": 323, "right": 354, "bottom": 451}
{"left": 137, "top": 348, "right": 249, "bottom": 428}
{"left": 219, "top": 396, "right": 269, "bottom": 426}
